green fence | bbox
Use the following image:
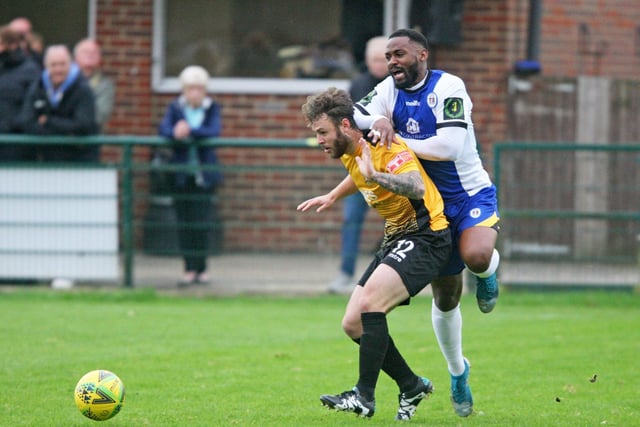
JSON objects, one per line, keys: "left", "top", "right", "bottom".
{"left": 494, "top": 142, "right": 640, "bottom": 287}
{"left": 2, "top": 136, "right": 637, "bottom": 289}
{"left": 0, "top": 134, "right": 346, "bottom": 288}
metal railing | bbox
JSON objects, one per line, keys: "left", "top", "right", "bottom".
{"left": 0, "top": 134, "right": 332, "bottom": 288}
{"left": 494, "top": 142, "right": 640, "bottom": 287}
{"left": 3, "top": 136, "right": 637, "bottom": 288}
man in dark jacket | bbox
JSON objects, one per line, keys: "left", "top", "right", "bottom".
{"left": 18, "top": 44, "right": 98, "bottom": 162}
{"left": 0, "top": 26, "right": 40, "bottom": 161}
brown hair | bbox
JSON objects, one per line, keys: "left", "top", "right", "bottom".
{"left": 301, "top": 87, "right": 356, "bottom": 128}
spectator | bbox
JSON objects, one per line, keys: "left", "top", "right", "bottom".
{"left": 17, "top": 44, "right": 98, "bottom": 161}
{"left": 73, "top": 38, "right": 115, "bottom": 133}
{"left": 0, "top": 25, "right": 40, "bottom": 161}
{"left": 158, "top": 65, "right": 223, "bottom": 287}
{"left": 9, "top": 17, "right": 43, "bottom": 68}
{"left": 327, "top": 35, "right": 388, "bottom": 294}
{"left": 29, "top": 32, "right": 44, "bottom": 58}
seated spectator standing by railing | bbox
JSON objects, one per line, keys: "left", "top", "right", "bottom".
{"left": 17, "top": 44, "right": 98, "bottom": 162}
{"left": 158, "top": 65, "right": 223, "bottom": 287}
{"left": 0, "top": 25, "right": 41, "bottom": 161}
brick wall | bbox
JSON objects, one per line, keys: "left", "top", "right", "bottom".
{"left": 93, "top": 0, "right": 640, "bottom": 253}
{"left": 541, "top": 0, "right": 640, "bottom": 78}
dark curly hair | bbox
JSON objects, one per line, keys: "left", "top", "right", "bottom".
{"left": 389, "top": 28, "right": 429, "bottom": 50}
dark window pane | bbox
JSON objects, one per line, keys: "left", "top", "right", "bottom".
{"left": 164, "top": 0, "right": 383, "bottom": 79}
{"left": 0, "top": 0, "right": 88, "bottom": 48}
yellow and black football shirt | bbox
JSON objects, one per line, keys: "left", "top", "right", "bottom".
{"left": 341, "top": 136, "right": 448, "bottom": 246}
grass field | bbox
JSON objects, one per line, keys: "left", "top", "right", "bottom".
{"left": 1, "top": 287, "right": 638, "bottom": 426}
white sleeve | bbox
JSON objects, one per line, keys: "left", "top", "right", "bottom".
{"left": 353, "top": 77, "right": 396, "bottom": 129}
{"left": 353, "top": 110, "right": 387, "bottom": 129}
{"left": 403, "top": 126, "right": 466, "bottom": 161}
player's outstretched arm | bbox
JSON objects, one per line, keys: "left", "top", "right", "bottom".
{"left": 297, "top": 175, "right": 357, "bottom": 213}
{"left": 296, "top": 193, "right": 335, "bottom": 212}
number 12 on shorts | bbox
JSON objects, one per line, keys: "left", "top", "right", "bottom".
{"left": 390, "top": 239, "right": 415, "bottom": 261}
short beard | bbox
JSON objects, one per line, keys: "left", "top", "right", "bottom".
{"left": 394, "top": 61, "right": 421, "bottom": 90}
{"left": 331, "top": 129, "right": 351, "bottom": 158}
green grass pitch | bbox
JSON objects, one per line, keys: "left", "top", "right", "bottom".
{"left": 1, "top": 288, "right": 638, "bottom": 426}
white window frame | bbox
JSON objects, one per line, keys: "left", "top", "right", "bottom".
{"left": 151, "top": 0, "right": 395, "bottom": 94}
{"left": 87, "top": 0, "right": 97, "bottom": 39}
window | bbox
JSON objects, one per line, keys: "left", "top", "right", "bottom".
{"left": 153, "top": 0, "right": 387, "bottom": 94}
{"left": 0, "top": 0, "right": 92, "bottom": 48}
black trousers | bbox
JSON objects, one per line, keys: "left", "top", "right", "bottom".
{"left": 173, "top": 177, "right": 214, "bottom": 273}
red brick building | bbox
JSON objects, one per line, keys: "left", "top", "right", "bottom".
{"left": 4, "top": 0, "right": 639, "bottom": 253}
{"left": 92, "top": 1, "right": 640, "bottom": 142}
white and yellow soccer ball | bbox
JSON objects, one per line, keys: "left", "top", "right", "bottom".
{"left": 74, "top": 370, "right": 125, "bottom": 421}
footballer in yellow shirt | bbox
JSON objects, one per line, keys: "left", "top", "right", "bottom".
{"left": 298, "top": 87, "right": 452, "bottom": 420}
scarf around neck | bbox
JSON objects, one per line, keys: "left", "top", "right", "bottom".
{"left": 42, "top": 62, "right": 81, "bottom": 108}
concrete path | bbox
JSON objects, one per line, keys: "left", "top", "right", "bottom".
{"left": 132, "top": 253, "right": 344, "bottom": 296}
{"left": 6, "top": 253, "right": 635, "bottom": 295}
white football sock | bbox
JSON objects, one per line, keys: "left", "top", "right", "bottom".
{"left": 468, "top": 248, "right": 500, "bottom": 278}
{"left": 431, "top": 300, "right": 465, "bottom": 376}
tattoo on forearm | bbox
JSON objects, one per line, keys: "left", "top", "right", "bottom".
{"left": 369, "top": 171, "right": 425, "bottom": 199}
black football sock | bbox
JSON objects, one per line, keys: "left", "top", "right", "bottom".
{"left": 356, "top": 312, "right": 388, "bottom": 402}
{"left": 351, "top": 336, "right": 418, "bottom": 392}
{"left": 383, "top": 336, "right": 420, "bottom": 392}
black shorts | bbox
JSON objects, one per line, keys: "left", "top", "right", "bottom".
{"left": 357, "top": 227, "right": 452, "bottom": 298}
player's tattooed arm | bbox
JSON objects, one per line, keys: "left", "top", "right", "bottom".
{"left": 368, "top": 170, "right": 425, "bottom": 199}
{"left": 356, "top": 141, "right": 425, "bottom": 199}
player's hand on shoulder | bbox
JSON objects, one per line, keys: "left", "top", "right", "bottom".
{"left": 368, "top": 117, "right": 395, "bottom": 148}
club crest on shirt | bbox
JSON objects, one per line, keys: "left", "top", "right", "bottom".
{"left": 386, "top": 151, "right": 413, "bottom": 173}
{"left": 426, "top": 92, "right": 438, "bottom": 108}
{"left": 470, "top": 207, "right": 481, "bottom": 218}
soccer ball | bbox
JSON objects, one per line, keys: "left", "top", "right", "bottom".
{"left": 74, "top": 370, "right": 125, "bottom": 421}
